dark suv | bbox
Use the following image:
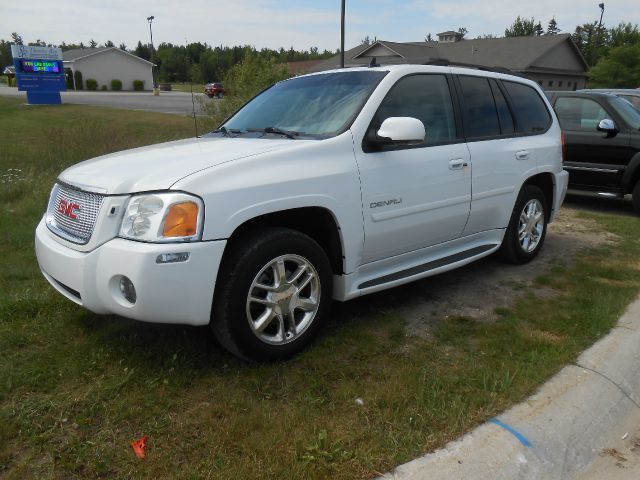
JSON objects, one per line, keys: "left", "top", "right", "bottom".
{"left": 547, "top": 91, "right": 640, "bottom": 211}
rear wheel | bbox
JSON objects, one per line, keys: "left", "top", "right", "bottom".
{"left": 211, "top": 228, "right": 332, "bottom": 361}
{"left": 498, "top": 184, "right": 548, "bottom": 264}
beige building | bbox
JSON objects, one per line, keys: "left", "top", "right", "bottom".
{"left": 63, "top": 47, "right": 154, "bottom": 91}
{"left": 312, "top": 34, "right": 589, "bottom": 91}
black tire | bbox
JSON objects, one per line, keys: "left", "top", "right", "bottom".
{"left": 632, "top": 180, "right": 640, "bottom": 213}
{"left": 498, "top": 184, "right": 548, "bottom": 264}
{"left": 211, "top": 228, "right": 332, "bottom": 361}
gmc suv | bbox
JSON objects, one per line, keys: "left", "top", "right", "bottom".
{"left": 547, "top": 91, "right": 640, "bottom": 211}
{"left": 35, "top": 65, "right": 568, "bottom": 360}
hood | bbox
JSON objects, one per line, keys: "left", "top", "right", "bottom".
{"left": 58, "top": 136, "right": 298, "bottom": 194}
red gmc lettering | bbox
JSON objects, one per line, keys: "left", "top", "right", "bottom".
{"left": 57, "top": 199, "right": 80, "bottom": 219}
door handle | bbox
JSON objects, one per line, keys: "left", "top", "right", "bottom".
{"left": 516, "top": 150, "right": 530, "bottom": 161}
{"left": 449, "top": 159, "right": 468, "bottom": 170}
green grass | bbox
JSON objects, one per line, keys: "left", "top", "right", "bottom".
{"left": 2, "top": 95, "right": 640, "bottom": 478}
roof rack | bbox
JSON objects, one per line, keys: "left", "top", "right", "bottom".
{"left": 423, "top": 58, "right": 521, "bottom": 77}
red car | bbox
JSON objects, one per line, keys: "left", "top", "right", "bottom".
{"left": 204, "top": 82, "right": 223, "bottom": 98}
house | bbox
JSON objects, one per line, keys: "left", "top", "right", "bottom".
{"left": 311, "top": 33, "right": 589, "bottom": 91}
{"left": 62, "top": 47, "right": 154, "bottom": 91}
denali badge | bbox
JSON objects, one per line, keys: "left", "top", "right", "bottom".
{"left": 370, "top": 198, "right": 402, "bottom": 208}
{"left": 57, "top": 199, "right": 80, "bottom": 219}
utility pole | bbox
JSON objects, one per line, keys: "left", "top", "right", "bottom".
{"left": 340, "top": 0, "right": 345, "bottom": 68}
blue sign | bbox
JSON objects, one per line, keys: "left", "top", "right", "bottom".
{"left": 11, "top": 45, "right": 66, "bottom": 105}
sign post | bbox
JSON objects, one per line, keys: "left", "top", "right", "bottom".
{"left": 10, "top": 45, "right": 66, "bottom": 105}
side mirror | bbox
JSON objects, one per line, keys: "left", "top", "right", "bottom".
{"left": 597, "top": 118, "right": 617, "bottom": 135}
{"left": 374, "top": 117, "right": 426, "bottom": 145}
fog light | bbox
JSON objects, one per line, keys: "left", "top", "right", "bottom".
{"left": 156, "top": 252, "right": 190, "bottom": 264}
{"left": 119, "top": 276, "right": 137, "bottom": 304}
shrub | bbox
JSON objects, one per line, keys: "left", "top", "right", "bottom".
{"left": 133, "top": 79, "right": 144, "bottom": 91}
{"left": 74, "top": 70, "right": 83, "bottom": 90}
{"left": 86, "top": 78, "right": 98, "bottom": 90}
{"left": 0, "top": 75, "right": 7, "bottom": 85}
{"left": 100, "top": 85, "right": 107, "bottom": 91}
{"left": 110, "top": 79, "right": 122, "bottom": 91}
{"left": 198, "top": 52, "right": 289, "bottom": 130}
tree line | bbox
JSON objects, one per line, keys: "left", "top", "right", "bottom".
{"left": 500, "top": 17, "right": 640, "bottom": 67}
{"left": 0, "top": 32, "right": 335, "bottom": 83}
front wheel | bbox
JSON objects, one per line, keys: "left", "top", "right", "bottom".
{"left": 211, "top": 228, "right": 332, "bottom": 361}
{"left": 498, "top": 184, "right": 548, "bottom": 264}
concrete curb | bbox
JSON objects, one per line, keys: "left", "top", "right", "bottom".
{"left": 381, "top": 296, "right": 640, "bottom": 479}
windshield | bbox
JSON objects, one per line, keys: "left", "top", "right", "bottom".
{"left": 221, "top": 71, "right": 387, "bottom": 138}
{"left": 611, "top": 96, "right": 640, "bottom": 129}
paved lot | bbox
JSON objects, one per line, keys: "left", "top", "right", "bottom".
{"left": 0, "top": 85, "right": 212, "bottom": 115}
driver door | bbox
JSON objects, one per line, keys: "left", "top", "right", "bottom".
{"left": 354, "top": 74, "right": 471, "bottom": 264}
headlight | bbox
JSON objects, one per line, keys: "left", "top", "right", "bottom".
{"left": 119, "top": 192, "right": 204, "bottom": 242}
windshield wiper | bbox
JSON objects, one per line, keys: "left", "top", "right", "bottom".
{"left": 212, "top": 126, "right": 243, "bottom": 137}
{"left": 248, "top": 127, "right": 301, "bottom": 139}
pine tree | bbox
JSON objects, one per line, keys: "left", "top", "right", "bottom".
{"left": 534, "top": 22, "right": 544, "bottom": 36}
{"left": 546, "top": 17, "right": 561, "bottom": 35}
{"left": 10, "top": 32, "right": 23, "bottom": 45}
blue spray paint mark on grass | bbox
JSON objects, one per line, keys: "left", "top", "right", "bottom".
{"left": 490, "top": 418, "right": 532, "bottom": 447}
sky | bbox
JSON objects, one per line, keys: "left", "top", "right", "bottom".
{"left": 1, "top": 0, "right": 639, "bottom": 52}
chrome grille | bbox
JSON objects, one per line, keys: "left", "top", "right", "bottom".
{"left": 46, "top": 183, "right": 104, "bottom": 244}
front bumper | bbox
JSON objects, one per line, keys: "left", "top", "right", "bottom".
{"left": 35, "top": 218, "right": 226, "bottom": 326}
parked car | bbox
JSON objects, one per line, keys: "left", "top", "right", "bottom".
{"left": 204, "top": 82, "right": 223, "bottom": 98}
{"left": 547, "top": 91, "right": 640, "bottom": 211}
{"left": 579, "top": 88, "right": 640, "bottom": 109}
{"left": 35, "top": 65, "right": 567, "bottom": 361}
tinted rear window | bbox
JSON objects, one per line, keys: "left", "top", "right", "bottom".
{"left": 490, "top": 79, "right": 514, "bottom": 134}
{"left": 502, "top": 81, "right": 551, "bottom": 133}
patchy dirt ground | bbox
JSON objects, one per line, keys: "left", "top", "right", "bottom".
{"left": 337, "top": 207, "right": 617, "bottom": 338}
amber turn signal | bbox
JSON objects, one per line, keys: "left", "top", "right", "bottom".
{"left": 162, "top": 202, "right": 199, "bottom": 238}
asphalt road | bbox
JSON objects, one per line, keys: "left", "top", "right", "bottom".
{"left": 0, "top": 85, "right": 212, "bottom": 115}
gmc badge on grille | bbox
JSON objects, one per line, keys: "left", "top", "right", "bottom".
{"left": 57, "top": 199, "right": 80, "bottom": 219}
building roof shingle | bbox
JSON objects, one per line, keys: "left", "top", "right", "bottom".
{"left": 311, "top": 34, "right": 588, "bottom": 75}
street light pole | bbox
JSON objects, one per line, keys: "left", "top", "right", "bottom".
{"left": 147, "top": 15, "right": 158, "bottom": 94}
{"left": 598, "top": 3, "right": 605, "bottom": 29}
{"left": 592, "top": 3, "right": 605, "bottom": 67}
{"left": 340, "top": 0, "right": 345, "bottom": 68}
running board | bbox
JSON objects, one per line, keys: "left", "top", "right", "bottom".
{"left": 357, "top": 244, "right": 497, "bottom": 289}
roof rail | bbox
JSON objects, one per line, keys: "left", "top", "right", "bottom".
{"left": 423, "top": 58, "right": 522, "bottom": 77}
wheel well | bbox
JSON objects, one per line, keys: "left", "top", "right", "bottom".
{"left": 525, "top": 173, "right": 554, "bottom": 220}
{"left": 625, "top": 161, "right": 640, "bottom": 194}
{"left": 227, "top": 207, "right": 344, "bottom": 274}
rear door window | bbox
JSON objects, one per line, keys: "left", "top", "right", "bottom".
{"left": 458, "top": 76, "right": 500, "bottom": 138}
{"left": 502, "top": 81, "right": 552, "bottom": 133}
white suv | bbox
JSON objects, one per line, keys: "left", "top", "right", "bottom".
{"left": 35, "top": 65, "right": 568, "bottom": 360}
